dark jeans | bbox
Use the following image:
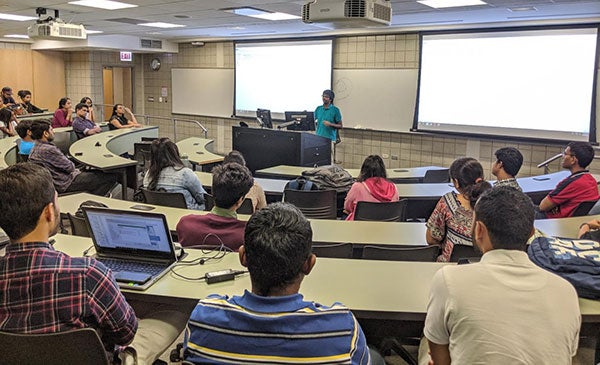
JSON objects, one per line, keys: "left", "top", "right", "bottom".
{"left": 66, "top": 171, "right": 118, "bottom": 196}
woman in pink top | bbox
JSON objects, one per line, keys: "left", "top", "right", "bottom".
{"left": 344, "top": 155, "right": 399, "bottom": 220}
{"left": 51, "top": 97, "right": 72, "bottom": 128}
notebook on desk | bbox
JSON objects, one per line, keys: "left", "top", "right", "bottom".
{"left": 82, "top": 207, "right": 177, "bottom": 291}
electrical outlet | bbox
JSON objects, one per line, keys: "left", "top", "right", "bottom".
{"left": 391, "top": 155, "right": 399, "bottom": 160}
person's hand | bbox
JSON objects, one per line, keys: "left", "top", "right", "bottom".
{"left": 585, "top": 219, "right": 600, "bottom": 230}
{"left": 323, "top": 120, "right": 332, "bottom": 127}
{"left": 124, "top": 106, "right": 132, "bottom": 114}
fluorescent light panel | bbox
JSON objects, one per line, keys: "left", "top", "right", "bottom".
{"left": 0, "top": 13, "right": 37, "bottom": 21}
{"left": 418, "top": 0, "right": 487, "bottom": 9}
{"left": 139, "top": 22, "right": 185, "bottom": 28}
{"left": 4, "top": 34, "right": 29, "bottom": 39}
{"left": 85, "top": 30, "right": 104, "bottom": 34}
{"left": 68, "top": 0, "right": 138, "bottom": 10}
{"left": 224, "top": 7, "right": 300, "bottom": 20}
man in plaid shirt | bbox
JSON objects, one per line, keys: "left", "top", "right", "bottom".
{"left": 0, "top": 163, "right": 191, "bottom": 364}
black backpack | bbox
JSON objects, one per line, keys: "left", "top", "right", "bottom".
{"left": 285, "top": 177, "right": 318, "bottom": 191}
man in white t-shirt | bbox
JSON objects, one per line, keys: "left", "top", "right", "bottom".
{"left": 423, "top": 187, "right": 580, "bottom": 365}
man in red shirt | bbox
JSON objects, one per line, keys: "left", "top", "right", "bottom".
{"left": 538, "top": 141, "right": 599, "bottom": 218}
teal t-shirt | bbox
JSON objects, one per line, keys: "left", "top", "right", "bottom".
{"left": 314, "top": 104, "right": 342, "bottom": 142}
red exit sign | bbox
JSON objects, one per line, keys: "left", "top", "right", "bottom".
{"left": 120, "top": 51, "right": 132, "bottom": 62}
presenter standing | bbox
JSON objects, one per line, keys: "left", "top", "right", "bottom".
{"left": 314, "top": 89, "right": 342, "bottom": 142}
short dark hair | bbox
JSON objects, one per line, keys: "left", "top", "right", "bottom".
{"left": 244, "top": 202, "right": 313, "bottom": 296}
{"left": 58, "top": 97, "right": 70, "bottom": 109}
{"left": 0, "top": 163, "right": 56, "bottom": 240}
{"left": 30, "top": 119, "right": 52, "bottom": 140}
{"left": 2, "top": 86, "right": 12, "bottom": 93}
{"left": 358, "top": 154, "right": 387, "bottom": 182}
{"left": 17, "top": 90, "right": 31, "bottom": 99}
{"left": 474, "top": 187, "right": 534, "bottom": 251}
{"left": 75, "top": 103, "right": 88, "bottom": 112}
{"left": 0, "top": 108, "right": 12, "bottom": 124}
{"left": 567, "top": 141, "right": 595, "bottom": 168}
{"left": 223, "top": 150, "right": 246, "bottom": 166}
{"left": 212, "top": 163, "right": 253, "bottom": 209}
{"left": 494, "top": 147, "right": 523, "bottom": 177}
{"left": 15, "top": 120, "right": 32, "bottom": 138}
{"left": 450, "top": 157, "right": 492, "bottom": 207}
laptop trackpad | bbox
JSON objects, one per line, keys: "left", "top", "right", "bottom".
{"left": 114, "top": 271, "right": 152, "bottom": 285}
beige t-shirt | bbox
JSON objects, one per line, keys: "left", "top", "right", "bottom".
{"left": 424, "top": 249, "right": 580, "bottom": 365}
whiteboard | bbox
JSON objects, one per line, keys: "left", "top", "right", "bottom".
{"left": 333, "top": 69, "right": 418, "bottom": 133}
{"left": 171, "top": 68, "right": 234, "bottom": 118}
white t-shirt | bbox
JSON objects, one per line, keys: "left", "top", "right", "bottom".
{"left": 424, "top": 249, "right": 580, "bottom": 365}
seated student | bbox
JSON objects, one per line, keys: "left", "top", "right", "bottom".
{"left": 423, "top": 187, "right": 580, "bottom": 365}
{"left": 28, "top": 120, "right": 117, "bottom": 196}
{"left": 344, "top": 154, "right": 399, "bottom": 220}
{"left": 426, "top": 157, "right": 491, "bottom": 262}
{"left": 0, "top": 163, "right": 192, "bottom": 364}
{"left": 538, "top": 141, "right": 599, "bottom": 219}
{"left": 184, "top": 202, "right": 371, "bottom": 364}
{"left": 223, "top": 150, "right": 267, "bottom": 211}
{"left": 1, "top": 86, "right": 16, "bottom": 106}
{"left": 80, "top": 96, "right": 95, "bottom": 122}
{"left": 143, "top": 137, "right": 206, "bottom": 210}
{"left": 492, "top": 146, "right": 523, "bottom": 191}
{"left": 72, "top": 102, "right": 102, "bottom": 139}
{"left": 0, "top": 108, "right": 16, "bottom": 137}
{"left": 15, "top": 119, "right": 34, "bottom": 162}
{"left": 51, "top": 97, "right": 73, "bottom": 128}
{"left": 109, "top": 103, "right": 141, "bottom": 130}
{"left": 176, "top": 162, "right": 253, "bottom": 250}
{"left": 17, "top": 90, "right": 44, "bottom": 114}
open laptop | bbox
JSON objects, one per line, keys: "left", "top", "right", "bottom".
{"left": 82, "top": 207, "right": 177, "bottom": 291}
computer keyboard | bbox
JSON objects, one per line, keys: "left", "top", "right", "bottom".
{"left": 100, "top": 258, "right": 166, "bottom": 276}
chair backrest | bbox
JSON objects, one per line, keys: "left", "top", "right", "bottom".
{"left": 423, "top": 169, "right": 450, "bottom": 183}
{"left": 354, "top": 199, "right": 408, "bottom": 222}
{"left": 0, "top": 328, "right": 110, "bottom": 365}
{"left": 405, "top": 197, "right": 440, "bottom": 221}
{"left": 312, "top": 242, "right": 353, "bottom": 259}
{"left": 571, "top": 200, "right": 599, "bottom": 217}
{"left": 283, "top": 189, "right": 337, "bottom": 219}
{"left": 67, "top": 213, "right": 90, "bottom": 237}
{"left": 237, "top": 198, "right": 254, "bottom": 215}
{"left": 362, "top": 245, "right": 440, "bottom": 262}
{"left": 141, "top": 188, "right": 188, "bottom": 209}
{"left": 204, "top": 193, "right": 215, "bottom": 211}
{"left": 449, "top": 244, "right": 482, "bottom": 262}
{"left": 134, "top": 142, "right": 152, "bottom": 168}
{"left": 525, "top": 190, "right": 549, "bottom": 205}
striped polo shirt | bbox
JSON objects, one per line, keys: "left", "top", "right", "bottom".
{"left": 184, "top": 290, "right": 370, "bottom": 364}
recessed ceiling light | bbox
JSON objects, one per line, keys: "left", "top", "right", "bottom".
{"left": 418, "top": 0, "right": 487, "bottom": 9}
{"left": 229, "top": 26, "right": 246, "bottom": 30}
{"left": 85, "top": 30, "right": 104, "bottom": 34}
{"left": 224, "top": 7, "right": 300, "bottom": 21}
{"left": 0, "top": 13, "right": 37, "bottom": 21}
{"left": 174, "top": 15, "right": 190, "bottom": 19}
{"left": 4, "top": 34, "right": 30, "bottom": 39}
{"left": 508, "top": 6, "right": 537, "bottom": 12}
{"left": 146, "top": 32, "right": 163, "bottom": 35}
{"left": 68, "top": 0, "right": 138, "bottom": 10}
{"left": 139, "top": 22, "right": 185, "bottom": 28}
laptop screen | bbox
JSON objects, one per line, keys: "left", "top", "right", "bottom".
{"left": 83, "top": 207, "right": 175, "bottom": 260}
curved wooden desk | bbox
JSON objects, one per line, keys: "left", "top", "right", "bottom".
{"left": 176, "top": 137, "right": 223, "bottom": 169}
{"left": 69, "top": 126, "right": 159, "bottom": 198}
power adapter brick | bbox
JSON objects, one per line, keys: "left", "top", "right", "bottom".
{"left": 205, "top": 269, "right": 246, "bottom": 284}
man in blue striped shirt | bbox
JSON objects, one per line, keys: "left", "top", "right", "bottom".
{"left": 184, "top": 202, "right": 371, "bottom": 364}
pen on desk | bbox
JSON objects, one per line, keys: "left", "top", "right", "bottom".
{"left": 49, "top": 238, "right": 56, "bottom": 245}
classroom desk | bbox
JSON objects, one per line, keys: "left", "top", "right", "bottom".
{"left": 57, "top": 193, "right": 428, "bottom": 246}
{"left": 255, "top": 165, "right": 446, "bottom": 183}
{"left": 176, "top": 137, "right": 224, "bottom": 170}
{"left": 195, "top": 171, "right": 289, "bottom": 198}
{"left": 69, "top": 126, "right": 159, "bottom": 199}
{"left": 51, "top": 234, "right": 600, "bottom": 352}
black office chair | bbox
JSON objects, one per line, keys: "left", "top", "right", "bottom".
{"left": 141, "top": 188, "right": 188, "bottom": 209}
{"left": 67, "top": 213, "right": 91, "bottom": 237}
{"left": 422, "top": 168, "right": 450, "bottom": 183}
{"left": 362, "top": 245, "right": 440, "bottom": 262}
{"left": 205, "top": 194, "right": 254, "bottom": 215}
{"left": 449, "top": 244, "right": 482, "bottom": 262}
{"left": 0, "top": 328, "right": 110, "bottom": 365}
{"left": 204, "top": 193, "right": 215, "bottom": 211}
{"left": 571, "top": 200, "right": 599, "bottom": 217}
{"left": 405, "top": 197, "right": 440, "bottom": 222}
{"left": 354, "top": 200, "right": 408, "bottom": 222}
{"left": 312, "top": 242, "right": 353, "bottom": 259}
{"left": 526, "top": 190, "right": 550, "bottom": 205}
{"left": 283, "top": 189, "right": 337, "bottom": 219}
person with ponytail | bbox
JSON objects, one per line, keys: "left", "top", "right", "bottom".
{"left": 426, "top": 157, "right": 492, "bottom": 262}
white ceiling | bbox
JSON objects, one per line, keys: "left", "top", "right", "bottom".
{"left": 0, "top": 0, "right": 598, "bottom": 42}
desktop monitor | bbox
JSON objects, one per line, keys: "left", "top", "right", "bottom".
{"left": 256, "top": 108, "right": 273, "bottom": 129}
{"left": 284, "top": 111, "right": 315, "bottom": 131}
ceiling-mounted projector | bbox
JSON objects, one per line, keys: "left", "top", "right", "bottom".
{"left": 302, "top": 0, "right": 392, "bottom": 27}
{"left": 27, "top": 7, "right": 87, "bottom": 40}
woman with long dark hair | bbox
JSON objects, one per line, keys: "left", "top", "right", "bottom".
{"left": 109, "top": 103, "right": 141, "bottom": 130}
{"left": 426, "top": 157, "right": 492, "bottom": 262}
{"left": 143, "top": 137, "right": 206, "bottom": 210}
{"left": 343, "top": 154, "right": 399, "bottom": 220}
{"left": 51, "top": 97, "right": 72, "bottom": 128}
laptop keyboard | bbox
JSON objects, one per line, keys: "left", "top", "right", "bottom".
{"left": 100, "top": 258, "right": 166, "bottom": 276}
